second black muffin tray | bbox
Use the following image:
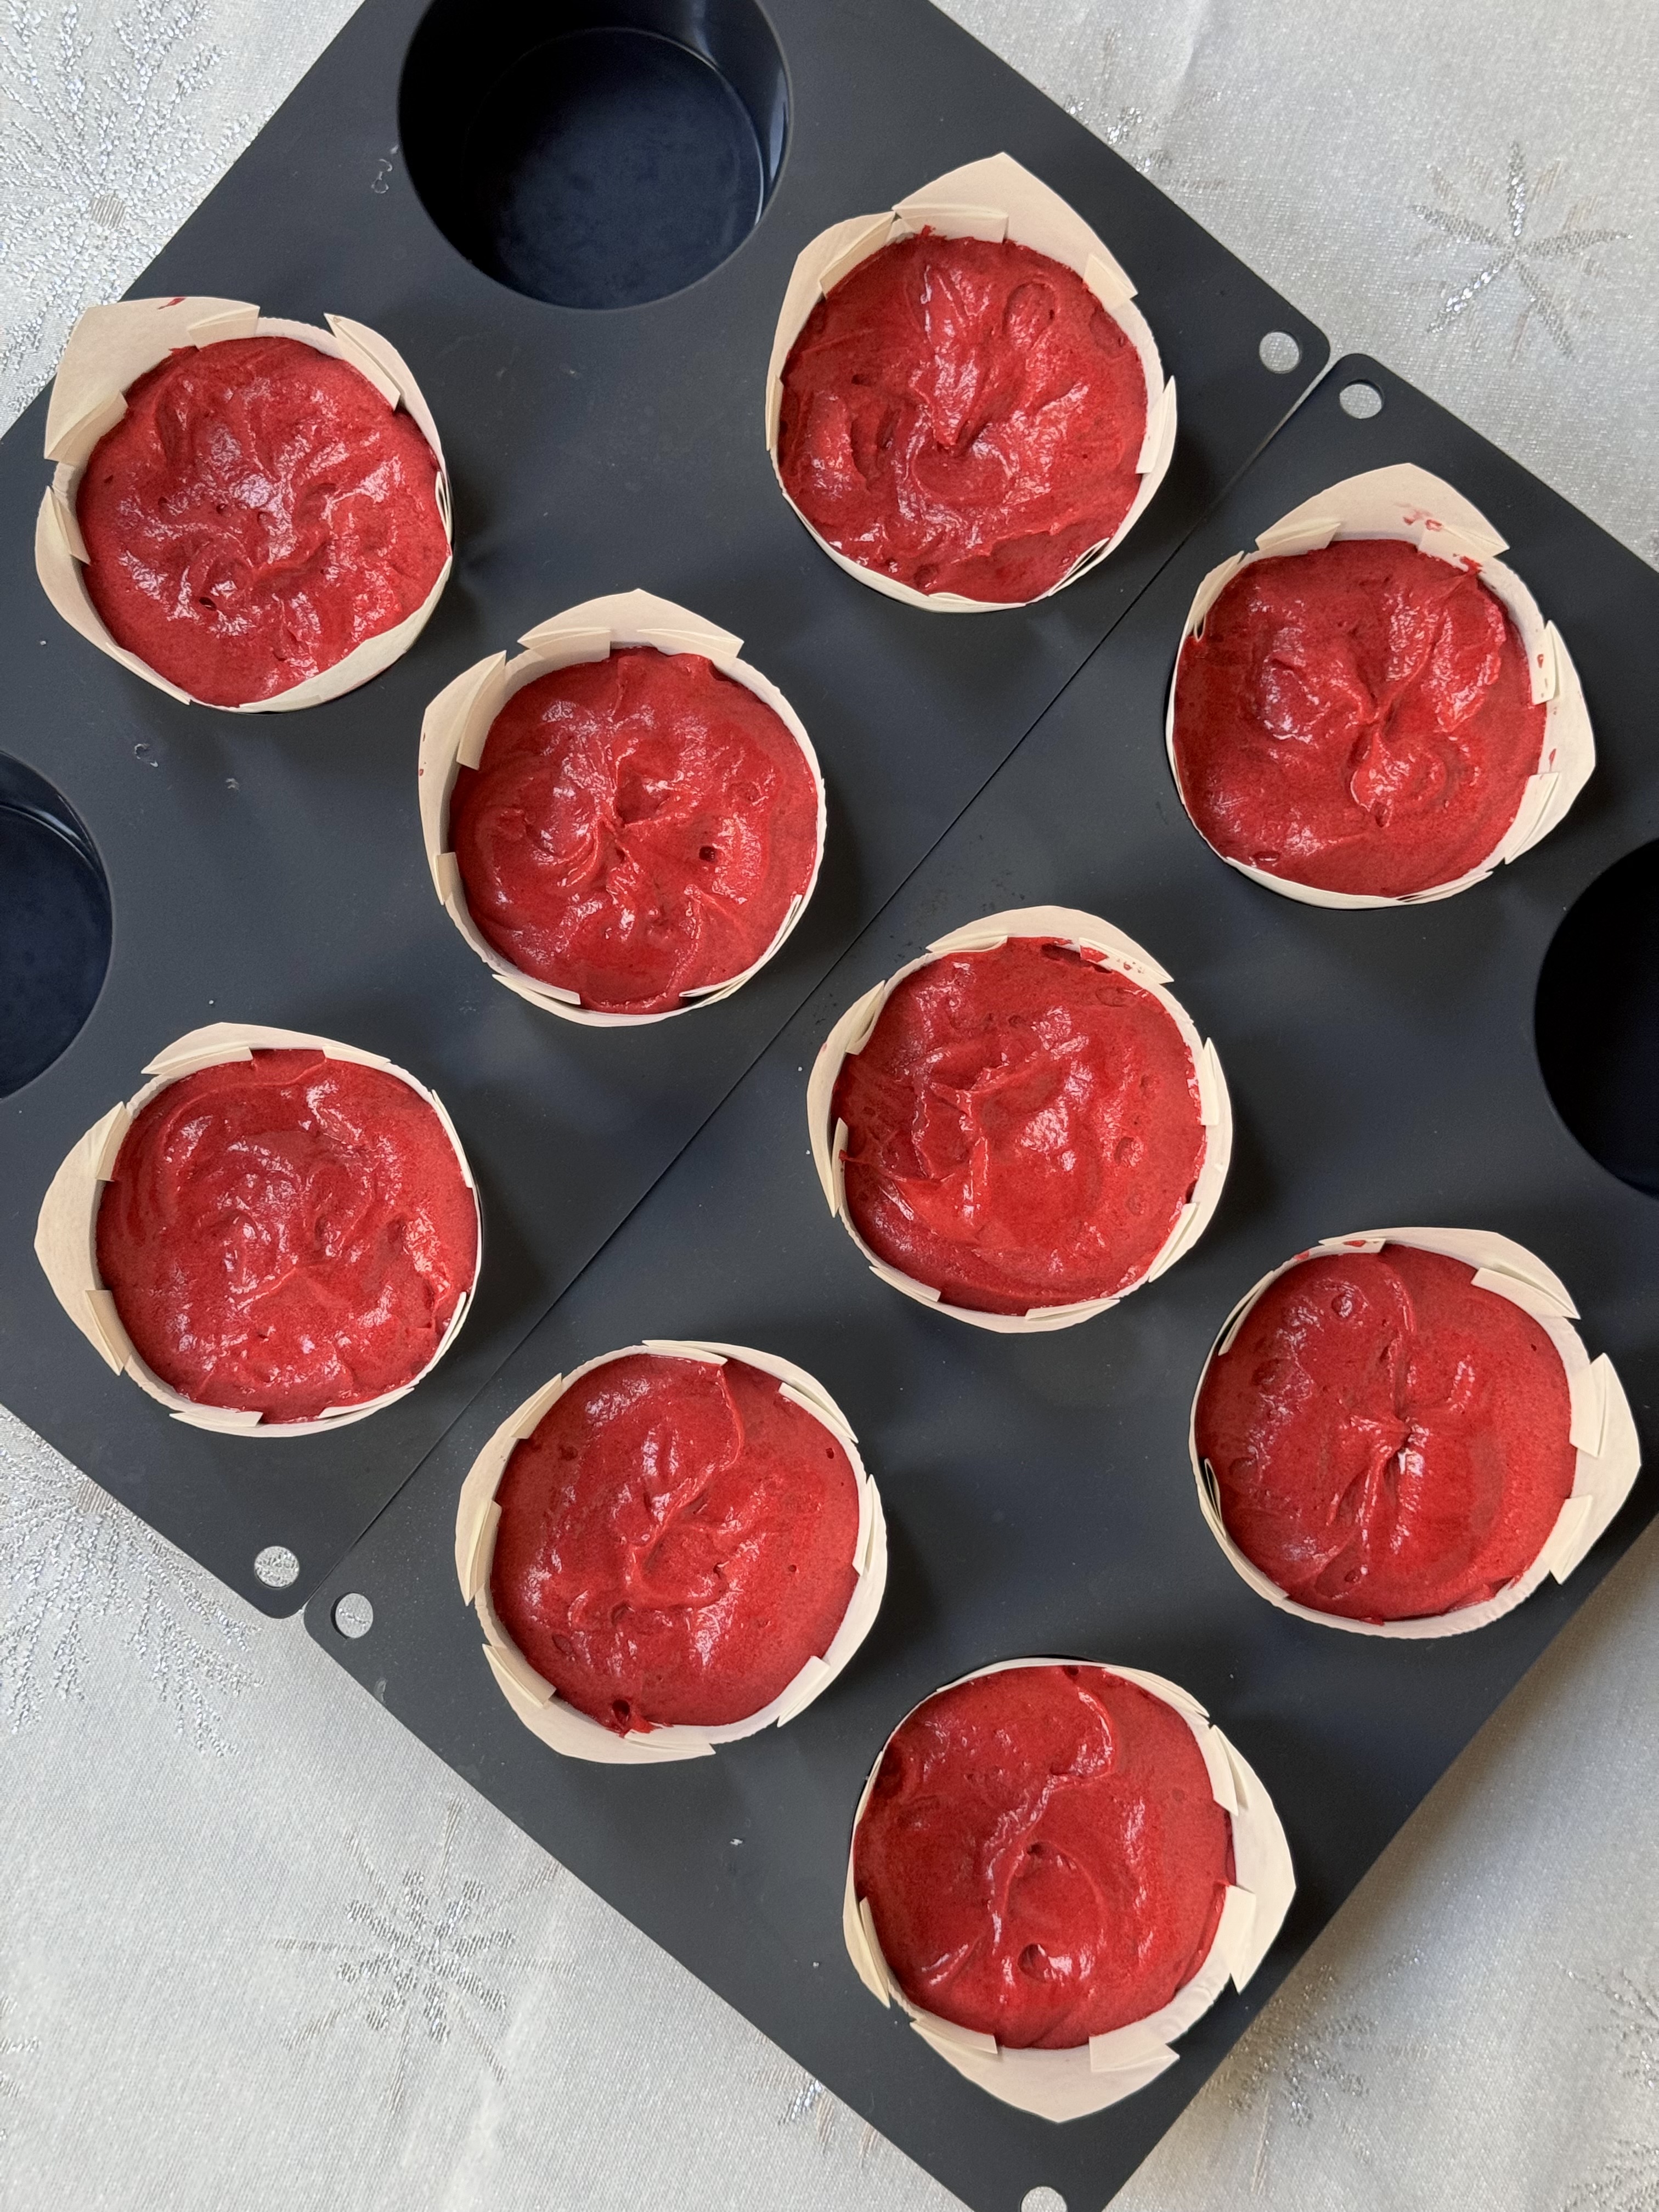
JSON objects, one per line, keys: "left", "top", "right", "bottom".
{"left": 0, "top": 0, "right": 1325, "bottom": 1615}
{"left": 306, "top": 360, "right": 1659, "bottom": 2212}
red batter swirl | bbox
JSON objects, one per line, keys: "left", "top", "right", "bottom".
{"left": 1195, "top": 1245, "right": 1577, "bottom": 1621}
{"left": 853, "top": 1665, "right": 1233, "bottom": 2048}
{"left": 1171, "top": 539, "right": 1545, "bottom": 897}
{"left": 448, "top": 648, "right": 820, "bottom": 1016}
{"left": 77, "top": 336, "right": 447, "bottom": 707}
{"left": 831, "top": 938, "right": 1206, "bottom": 1315}
{"left": 490, "top": 1352, "right": 861, "bottom": 1734}
{"left": 778, "top": 232, "right": 1148, "bottom": 603}
{"left": 95, "top": 1049, "right": 477, "bottom": 1424}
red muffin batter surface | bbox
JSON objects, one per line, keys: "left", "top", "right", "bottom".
{"left": 78, "top": 336, "right": 447, "bottom": 707}
{"left": 1195, "top": 1245, "right": 1577, "bottom": 1621}
{"left": 490, "top": 1353, "right": 861, "bottom": 1734}
{"left": 778, "top": 232, "right": 1148, "bottom": 603}
{"left": 449, "top": 648, "right": 820, "bottom": 1016}
{"left": 96, "top": 1049, "right": 477, "bottom": 1423}
{"left": 1172, "top": 538, "right": 1544, "bottom": 896}
{"left": 832, "top": 938, "right": 1206, "bottom": 1315}
{"left": 854, "top": 1665, "right": 1232, "bottom": 2047}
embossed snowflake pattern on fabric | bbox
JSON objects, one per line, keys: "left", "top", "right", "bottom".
{"left": 1223, "top": 1955, "right": 1430, "bottom": 2194}
{"left": 1561, "top": 2139, "right": 1659, "bottom": 2212}
{"left": 0, "top": 0, "right": 249, "bottom": 422}
{"left": 1413, "top": 143, "right": 1627, "bottom": 356}
{"left": 0, "top": 1995, "right": 39, "bottom": 2145}
{"left": 0, "top": 1415, "right": 252, "bottom": 1751}
{"left": 276, "top": 1802, "right": 560, "bottom": 2115}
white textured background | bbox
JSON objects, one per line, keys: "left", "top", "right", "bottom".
{"left": 3, "top": 5, "right": 1657, "bottom": 2209}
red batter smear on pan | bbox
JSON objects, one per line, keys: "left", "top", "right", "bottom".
{"left": 853, "top": 1664, "right": 1233, "bottom": 2047}
{"left": 490, "top": 1352, "right": 861, "bottom": 1734}
{"left": 1195, "top": 1244, "right": 1577, "bottom": 1620}
{"left": 449, "top": 648, "right": 820, "bottom": 1017}
{"left": 778, "top": 232, "right": 1148, "bottom": 603}
{"left": 831, "top": 938, "right": 1206, "bottom": 1315}
{"left": 77, "top": 336, "right": 447, "bottom": 707}
{"left": 95, "top": 1049, "right": 477, "bottom": 1423}
{"left": 1171, "top": 539, "right": 1544, "bottom": 896}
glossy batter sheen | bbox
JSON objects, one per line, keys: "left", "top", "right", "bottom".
{"left": 832, "top": 938, "right": 1206, "bottom": 1315}
{"left": 778, "top": 232, "right": 1148, "bottom": 603}
{"left": 78, "top": 336, "right": 447, "bottom": 707}
{"left": 1172, "top": 538, "right": 1545, "bottom": 896}
{"left": 490, "top": 1353, "right": 861, "bottom": 1734}
{"left": 1196, "top": 1245, "right": 1577, "bottom": 1620}
{"left": 95, "top": 1049, "right": 477, "bottom": 1424}
{"left": 448, "top": 649, "right": 820, "bottom": 1016}
{"left": 853, "top": 1665, "right": 1233, "bottom": 2048}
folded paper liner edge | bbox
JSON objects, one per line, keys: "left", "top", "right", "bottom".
{"left": 1187, "top": 1224, "right": 1641, "bottom": 1638}
{"left": 840, "top": 1655, "right": 1295, "bottom": 2122}
{"left": 805, "top": 906, "right": 1232, "bottom": 1333}
{"left": 454, "top": 1340, "right": 887, "bottom": 1765}
{"left": 36, "top": 296, "right": 453, "bottom": 714}
{"left": 32, "top": 1022, "right": 481, "bottom": 1437}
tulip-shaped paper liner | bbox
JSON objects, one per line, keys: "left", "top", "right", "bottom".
{"left": 843, "top": 1657, "right": 1295, "bottom": 2122}
{"left": 35, "top": 296, "right": 453, "bottom": 711}
{"left": 765, "top": 153, "right": 1177, "bottom": 613}
{"left": 1189, "top": 1227, "right": 1641, "bottom": 1638}
{"left": 1165, "top": 463, "right": 1595, "bottom": 906}
{"left": 454, "top": 1341, "right": 888, "bottom": 1764}
{"left": 418, "top": 590, "right": 828, "bottom": 1029}
{"left": 33, "top": 1023, "right": 481, "bottom": 1437}
{"left": 807, "top": 907, "right": 1232, "bottom": 1333}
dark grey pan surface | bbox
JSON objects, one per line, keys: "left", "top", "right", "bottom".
{"left": 306, "top": 358, "right": 1659, "bottom": 2212}
{"left": 0, "top": 0, "right": 1327, "bottom": 1615}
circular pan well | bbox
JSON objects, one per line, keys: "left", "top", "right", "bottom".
{"left": 0, "top": 753, "right": 110, "bottom": 1098}
{"left": 1536, "top": 840, "right": 1659, "bottom": 1196}
{"left": 401, "top": 0, "right": 788, "bottom": 310}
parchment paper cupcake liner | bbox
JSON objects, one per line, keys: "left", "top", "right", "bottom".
{"left": 33, "top": 1022, "right": 481, "bottom": 1437}
{"left": 806, "top": 907, "right": 1232, "bottom": 1333}
{"left": 417, "top": 589, "right": 828, "bottom": 1028}
{"left": 1188, "top": 1226, "right": 1641, "bottom": 1638}
{"left": 842, "top": 1655, "right": 1295, "bottom": 2122}
{"left": 453, "top": 1340, "right": 888, "bottom": 1764}
{"left": 765, "top": 153, "right": 1177, "bottom": 613}
{"left": 35, "top": 296, "right": 453, "bottom": 711}
{"left": 1165, "top": 463, "right": 1595, "bottom": 906}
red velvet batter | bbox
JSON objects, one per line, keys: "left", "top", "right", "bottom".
{"left": 853, "top": 1665, "right": 1232, "bottom": 2048}
{"left": 831, "top": 938, "right": 1206, "bottom": 1315}
{"left": 1195, "top": 1245, "right": 1577, "bottom": 1621}
{"left": 95, "top": 1049, "right": 477, "bottom": 1423}
{"left": 778, "top": 232, "right": 1148, "bottom": 603}
{"left": 1171, "top": 539, "right": 1545, "bottom": 896}
{"left": 77, "top": 337, "right": 447, "bottom": 707}
{"left": 449, "top": 649, "right": 820, "bottom": 1016}
{"left": 490, "top": 1352, "right": 861, "bottom": 1734}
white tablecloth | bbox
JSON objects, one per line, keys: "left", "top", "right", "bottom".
{"left": 3, "top": 5, "right": 1657, "bottom": 2208}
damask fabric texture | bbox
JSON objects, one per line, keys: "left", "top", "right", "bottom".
{"left": 2, "top": 3, "right": 1657, "bottom": 2210}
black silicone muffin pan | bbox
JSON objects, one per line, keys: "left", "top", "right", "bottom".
{"left": 306, "top": 358, "right": 1659, "bottom": 2212}
{"left": 3, "top": 0, "right": 1652, "bottom": 2205}
{"left": 0, "top": 0, "right": 1325, "bottom": 1617}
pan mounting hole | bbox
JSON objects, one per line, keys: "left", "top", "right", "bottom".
{"left": 0, "top": 753, "right": 111, "bottom": 1098}
{"left": 1536, "top": 840, "right": 1659, "bottom": 1195}
{"left": 254, "top": 1545, "right": 300, "bottom": 1589}
{"left": 401, "top": 0, "right": 789, "bottom": 309}
{"left": 334, "top": 1592, "right": 375, "bottom": 1638}
{"left": 1022, "top": 2192, "right": 1067, "bottom": 2212}
{"left": 1259, "top": 330, "right": 1301, "bottom": 373}
{"left": 1339, "top": 380, "right": 1384, "bottom": 419}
